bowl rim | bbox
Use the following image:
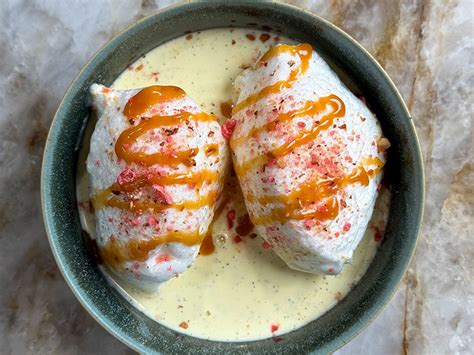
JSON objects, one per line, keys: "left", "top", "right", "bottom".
{"left": 41, "top": 1, "right": 425, "bottom": 353}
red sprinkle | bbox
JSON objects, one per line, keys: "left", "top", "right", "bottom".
{"left": 328, "top": 267, "right": 335, "bottom": 273}
{"left": 262, "top": 241, "right": 272, "bottom": 249}
{"left": 267, "top": 158, "right": 277, "bottom": 166}
{"left": 227, "top": 209, "right": 236, "bottom": 229}
{"left": 271, "top": 324, "right": 279, "bottom": 332}
{"left": 131, "top": 217, "right": 140, "bottom": 226}
{"left": 343, "top": 223, "right": 351, "bottom": 232}
{"left": 374, "top": 229, "right": 383, "bottom": 242}
{"left": 152, "top": 184, "right": 173, "bottom": 205}
{"left": 156, "top": 254, "right": 172, "bottom": 263}
{"left": 297, "top": 121, "right": 306, "bottom": 128}
{"left": 221, "top": 119, "right": 237, "bottom": 139}
{"left": 117, "top": 168, "right": 138, "bottom": 186}
{"left": 233, "top": 235, "right": 242, "bottom": 243}
{"left": 236, "top": 213, "right": 253, "bottom": 236}
{"left": 148, "top": 215, "right": 157, "bottom": 226}
{"left": 304, "top": 219, "right": 316, "bottom": 230}
{"left": 267, "top": 175, "right": 275, "bottom": 183}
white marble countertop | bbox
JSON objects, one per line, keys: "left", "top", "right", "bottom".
{"left": 0, "top": 0, "right": 472, "bottom": 354}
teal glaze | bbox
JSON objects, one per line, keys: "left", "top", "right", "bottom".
{"left": 41, "top": 1, "right": 424, "bottom": 353}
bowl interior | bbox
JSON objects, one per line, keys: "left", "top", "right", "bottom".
{"left": 42, "top": 2, "right": 423, "bottom": 354}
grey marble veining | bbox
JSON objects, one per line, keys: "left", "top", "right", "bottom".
{"left": 0, "top": 0, "right": 472, "bottom": 354}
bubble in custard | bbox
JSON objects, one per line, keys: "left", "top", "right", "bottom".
{"left": 213, "top": 234, "right": 228, "bottom": 246}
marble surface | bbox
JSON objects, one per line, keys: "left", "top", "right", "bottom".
{"left": 0, "top": 0, "right": 472, "bottom": 353}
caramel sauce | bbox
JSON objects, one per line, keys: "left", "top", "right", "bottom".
{"left": 248, "top": 166, "right": 369, "bottom": 225}
{"left": 102, "top": 230, "right": 203, "bottom": 268}
{"left": 363, "top": 156, "right": 385, "bottom": 177}
{"left": 234, "top": 95, "right": 345, "bottom": 176}
{"left": 220, "top": 101, "right": 233, "bottom": 118}
{"left": 231, "top": 44, "right": 312, "bottom": 115}
{"left": 199, "top": 196, "right": 230, "bottom": 256}
{"left": 272, "top": 96, "right": 345, "bottom": 158}
{"left": 231, "top": 94, "right": 343, "bottom": 148}
{"left": 251, "top": 196, "right": 340, "bottom": 225}
{"left": 94, "top": 189, "right": 218, "bottom": 214}
{"left": 115, "top": 111, "right": 215, "bottom": 167}
{"left": 123, "top": 85, "right": 186, "bottom": 119}
{"left": 111, "top": 170, "right": 218, "bottom": 193}
{"left": 98, "top": 189, "right": 218, "bottom": 266}
{"left": 199, "top": 232, "right": 216, "bottom": 256}
{"left": 204, "top": 144, "right": 220, "bottom": 157}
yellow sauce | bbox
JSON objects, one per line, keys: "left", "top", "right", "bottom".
{"left": 76, "top": 28, "right": 389, "bottom": 342}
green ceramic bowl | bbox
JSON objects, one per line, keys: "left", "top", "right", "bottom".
{"left": 41, "top": 1, "right": 424, "bottom": 353}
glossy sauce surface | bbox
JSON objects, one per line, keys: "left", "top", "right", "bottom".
{"left": 77, "top": 29, "right": 388, "bottom": 341}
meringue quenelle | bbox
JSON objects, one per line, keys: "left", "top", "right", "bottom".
{"left": 86, "top": 83, "right": 228, "bottom": 290}
{"left": 230, "top": 43, "right": 389, "bottom": 274}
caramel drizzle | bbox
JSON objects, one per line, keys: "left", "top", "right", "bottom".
{"left": 363, "top": 156, "right": 385, "bottom": 177}
{"left": 106, "top": 189, "right": 217, "bottom": 214}
{"left": 248, "top": 166, "right": 370, "bottom": 225}
{"left": 124, "top": 85, "right": 186, "bottom": 119}
{"left": 251, "top": 196, "right": 340, "bottom": 226}
{"left": 231, "top": 94, "right": 343, "bottom": 148}
{"left": 92, "top": 184, "right": 218, "bottom": 214}
{"left": 93, "top": 86, "right": 221, "bottom": 265}
{"left": 199, "top": 197, "right": 230, "bottom": 256}
{"left": 234, "top": 95, "right": 345, "bottom": 177}
{"left": 115, "top": 111, "right": 215, "bottom": 167}
{"left": 102, "top": 230, "right": 202, "bottom": 268}
{"left": 232, "top": 43, "right": 313, "bottom": 115}
{"left": 108, "top": 170, "right": 218, "bottom": 194}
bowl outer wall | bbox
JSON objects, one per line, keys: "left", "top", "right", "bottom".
{"left": 41, "top": 1, "right": 424, "bottom": 354}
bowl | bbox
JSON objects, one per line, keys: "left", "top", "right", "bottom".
{"left": 41, "top": 1, "right": 424, "bottom": 353}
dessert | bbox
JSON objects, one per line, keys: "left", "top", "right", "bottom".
{"left": 230, "top": 43, "right": 389, "bottom": 274}
{"left": 86, "top": 83, "right": 228, "bottom": 290}
{"left": 76, "top": 29, "right": 390, "bottom": 341}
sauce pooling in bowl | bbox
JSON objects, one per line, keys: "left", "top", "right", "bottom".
{"left": 76, "top": 28, "right": 390, "bottom": 342}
